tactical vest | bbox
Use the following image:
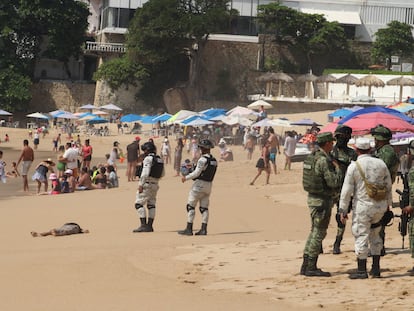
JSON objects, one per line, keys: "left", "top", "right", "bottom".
{"left": 149, "top": 154, "right": 164, "bottom": 178}
{"left": 195, "top": 156, "right": 217, "bottom": 182}
{"left": 302, "top": 151, "right": 326, "bottom": 195}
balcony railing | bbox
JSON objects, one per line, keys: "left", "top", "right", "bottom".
{"left": 85, "top": 41, "right": 126, "bottom": 53}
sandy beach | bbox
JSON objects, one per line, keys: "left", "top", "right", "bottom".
{"left": 0, "top": 110, "right": 413, "bottom": 311}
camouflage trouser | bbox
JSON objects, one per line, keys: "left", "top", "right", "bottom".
{"left": 135, "top": 181, "right": 159, "bottom": 219}
{"left": 303, "top": 196, "right": 333, "bottom": 258}
{"left": 409, "top": 218, "right": 414, "bottom": 258}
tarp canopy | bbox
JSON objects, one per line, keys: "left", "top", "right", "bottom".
{"left": 0, "top": 109, "right": 12, "bottom": 115}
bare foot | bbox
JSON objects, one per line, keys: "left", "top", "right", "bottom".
{"left": 31, "top": 232, "right": 39, "bottom": 237}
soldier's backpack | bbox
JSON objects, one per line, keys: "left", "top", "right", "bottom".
{"left": 302, "top": 151, "right": 325, "bottom": 195}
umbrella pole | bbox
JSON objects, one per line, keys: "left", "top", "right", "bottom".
{"left": 266, "top": 83, "right": 270, "bottom": 97}
{"left": 368, "top": 86, "right": 372, "bottom": 97}
{"left": 278, "top": 81, "right": 282, "bottom": 97}
{"left": 399, "top": 85, "right": 403, "bottom": 103}
{"left": 346, "top": 84, "right": 350, "bottom": 96}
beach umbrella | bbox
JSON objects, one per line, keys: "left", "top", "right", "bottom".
{"left": 183, "top": 116, "right": 214, "bottom": 126}
{"left": 328, "top": 108, "right": 353, "bottom": 118}
{"left": 79, "top": 114, "right": 99, "bottom": 121}
{"left": 297, "top": 72, "right": 318, "bottom": 98}
{"left": 120, "top": 114, "right": 142, "bottom": 123}
{"left": 386, "top": 76, "right": 414, "bottom": 103}
{"left": 79, "top": 104, "right": 97, "bottom": 110}
{"left": 167, "top": 110, "right": 201, "bottom": 124}
{"left": 0, "top": 109, "right": 12, "bottom": 115}
{"left": 256, "top": 72, "right": 294, "bottom": 96}
{"left": 316, "top": 74, "right": 337, "bottom": 99}
{"left": 86, "top": 116, "right": 108, "bottom": 124}
{"left": 92, "top": 110, "right": 108, "bottom": 115}
{"left": 319, "top": 120, "right": 340, "bottom": 133}
{"left": 387, "top": 102, "right": 414, "bottom": 113}
{"left": 340, "top": 112, "right": 414, "bottom": 135}
{"left": 247, "top": 100, "right": 273, "bottom": 110}
{"left": 251, "top": 117, "right": 291, "bottom": 128}
{"left": 152, "top": 113, "right": 172, "bottom": 123}
{"left": 26, "top": 112, "right": 50, "bottom": 120}
{"left": 199, "top": 108, "right": 227, "bottom": 118}
{"left": 291, "top": 118, "right": 322, "bottom": 126}
{"left": 355, "top": 75, "right": 385, "bottom": 97}
{"left": 221, "top": 115, "right": 253, "bottom": 126}
{"left": 226, "top": 106, "right": 256, "bottom": 117}
{"left": 334, "top": 74, "right": 359, "bottom": 96}
{"left": 338, "top": 106, "right": 414, "bottom": 125}
{"left": 55, "top": 112, "right": 78, "bottom": 119}
{"left": 99, "top": 103, "right": 122, "bottom": 111}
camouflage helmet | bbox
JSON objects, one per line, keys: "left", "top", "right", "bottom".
{"left": 370, "top": 124, "right": 392, "bottom": 141}
{"left": 198, "top": 139, "right": 214, "bottom": 149}
{"left": 334, "top": 125, "right": 352, "bottom": 138}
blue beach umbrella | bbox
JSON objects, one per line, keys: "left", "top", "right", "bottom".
{"left": 120, "top": 114, "right": 142, "bottom": 123}
{"left": 338, "top": 106, "right": 414, "bottom": 125}
{"left": 86, "top": 116, "right": 108, "bottom": 124}
{"left": 328, "top": 108, "right": 353, "bottom": 118}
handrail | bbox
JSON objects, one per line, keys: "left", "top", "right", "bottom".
{"left": 85, "top": 41, "right": 126, "bottom": 53}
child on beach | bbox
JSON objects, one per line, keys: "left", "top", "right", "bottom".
{"left": 6, "top": 162, "right": 20, "bottom": 178}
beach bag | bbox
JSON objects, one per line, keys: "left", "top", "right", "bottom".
{"left": 356, "top": 161, "right": 387, "bottom": 201}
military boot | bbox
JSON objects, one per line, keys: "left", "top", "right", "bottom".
{"left": 133, "top": 218, "right": 147, "bottom": 233}
{"left": 349, "top": 259, "right": 368, "bottom": 279}
{"left": 145, "top": 218, "right": 154, "bottom": 232}
{"left": 178, "top": 223, "right": 193, "bottom": 236}
{"left": 195, "top": 223, "right": 207, "bottom": 236}
{"left": 305, "top": 256, "right": 331, "bottom": 277}
{"left": 300, "top": 254, "right": 309, "bottom": 275}
{"left": 370, "top": 255, "right": 381, "bottom": 278}
{"left": 333, "top": 237, "right": 342, "bottom": 255}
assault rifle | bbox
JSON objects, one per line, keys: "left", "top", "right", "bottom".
{"left": 395, "top": 172, "right": 410, "bottom": 249}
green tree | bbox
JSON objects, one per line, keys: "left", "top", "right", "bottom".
{"left": 257, "top": 3, "right": 349, "bottom": 72}
{"left": 0, "top": 0, "right": 89, "bottom": 112}
{"left": 371, "top": 21, "right": 414, "bottom": 69}
{"left": 122, "top": 0, "right": 233, "bottom": 106}
{"left": 93, "top": 57, "right": 148, "bottom": 90}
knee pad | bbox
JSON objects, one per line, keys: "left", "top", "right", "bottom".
{"left": 147, "top": 205, "right": 155, "bottom": 210}
{"left": 186, "top": 204, "right": 195, "bottom": 212}
{"left": 135, "top": 203, "right": 143, "bottom": 210}
{"left": 199, "top": 206, "right": 208, "bottom": 214}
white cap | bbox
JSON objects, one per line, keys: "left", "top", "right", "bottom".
{"left": 355, "top": 137, "right": 371, "bottom": 150}
{"left": 64, "top": 169, "right": 73, "bottom": 175}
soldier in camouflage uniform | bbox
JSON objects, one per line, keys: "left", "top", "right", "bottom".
{"left": 301, "top": 132, "right": 343, "bottom": 277}
{"left": 331, "top": 125, "right": 358, "bottom": 254}
{"left": 403, "top": 141, "right": 414, "bottom": 274}
{"left": 371, "top": 125, "right": 400, "bottom": 255}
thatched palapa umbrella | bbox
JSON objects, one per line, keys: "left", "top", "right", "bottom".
{"left": 316, "top": 74, "right": 337, "bottom": 99}
{"left": 256, "top": 72, "right": 294, "bottom": 96}
{"left": 334, "top": 74, "right": 358, "bottom": 96}
{"left": 355, "top": 75, "right": 385, "bottom": 97}
{"left": 386, "top": 76, "right": 414, "bottom": 102}
{"left": 297, "top": 72, "right": 318, "bottom": 98}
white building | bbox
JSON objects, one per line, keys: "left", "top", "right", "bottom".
{"left": 88, "top": 0, "right": 414, "bottom": 42}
